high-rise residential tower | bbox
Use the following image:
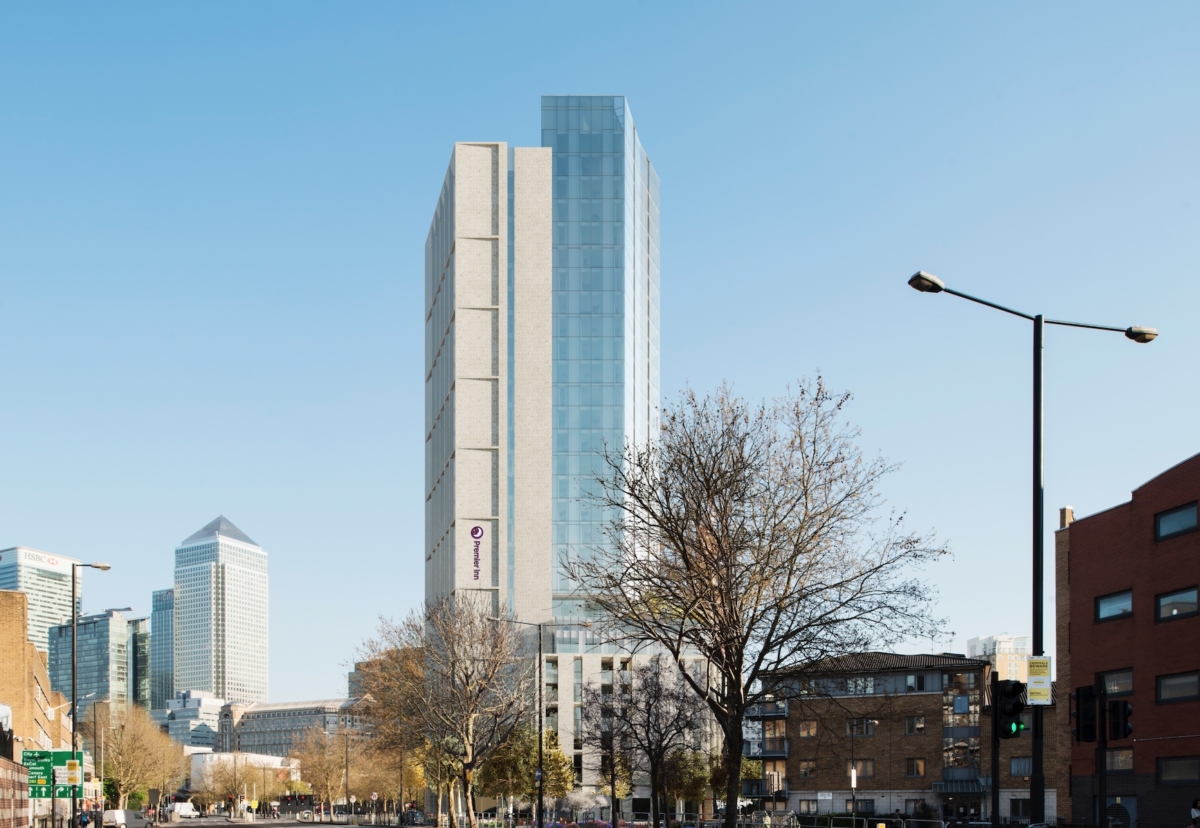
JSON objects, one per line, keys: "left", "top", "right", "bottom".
{"left": 150, "top": 588, "right": 175, "bottom": 709}
{"left": 0, "top": 547, "right": 82, "bottom": 653}
{"left": 173, "top": 517, "right": 268, "bottom": 704}
{"left": 425, "top": 96, "right": 661, "bottom": 785}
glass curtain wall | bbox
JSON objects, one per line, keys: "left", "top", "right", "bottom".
{"left": 542, "top": 95, "right": 660, "bottom": 643}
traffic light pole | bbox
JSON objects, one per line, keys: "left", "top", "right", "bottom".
{"left": 1031, "top": 315, "right": 1046, "bottom": 824}
{"left": 1096, "top": 683, "right": 1107, "bottom": 827}
{"left": 990, "top": 672, "right": 1000, "bottom": 828}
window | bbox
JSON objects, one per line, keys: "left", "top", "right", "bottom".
{"left": 1158, "top": 756, "right": 1200, "bottom": 783}
{"left": 797, "top": 760, "right": 816, "bottom": 778}
{"left": 905, "top": 715, "right": 925, "bottom": 735}
{"left": 846, "top": 677, "right": 875, "bottom": 695}
{"left": 1100, "top": 669, "right": 1134, "bottom": 697}
{"left": 953, "top": 694, "right": 970, "bottom": 714}
{"left": 846, "top": 759, "right": 874, "bottom": 778}
{"left": 1021, "top": 710, "right": 1034, "bottom": 731}
{"left": 1157, "top": 587, "right": 1199, "bottom": 621}
{"left": 797, "top": 720, "right": 817, "bottom": 738}
{"left": 845, "top": 800, "right": 874, "bottom": 815}
{"left": 796, "top": 801, "right": 818, "bottom": 815}
{"left": 1156, "top": 502, "right": 1198, "bottom": 541}
{"left": 1157, "top": 672, "right": 1200, "bottom": 702}
{"left": 846, "top": 718, "right": 875, "bottom": 737}
{"left": 1010, "top": 799, "right": 1031, "bottom": 818}
{"left": 1106, "top": 748, "right": 1133, "bottom": 772}
{"left": 904, "top": 801, "right": 927, "bottom": 817}
{"left": 905, "top": 758, "right": 925, "bottom": 777}
{"left": 1010, "top": 756, "right": 1032, "bottom": 777}
{"left": 906, "top": 674, "right": 925, "bottom": 692}
{"left": 1096, "top": 590, "right": 1133, "bottom": 621}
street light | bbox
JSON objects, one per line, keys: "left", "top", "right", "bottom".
{"left": 906, "top": 271, "right": 1156, "bottom": 821}
{"left": 72, "top": 562, "right": 110, "bottom": 828}
{"left": 489, "top": 616, "right": 592, "bottom": 828}
{"left": 848, "top": 718, "right": 877, "bottom": 818}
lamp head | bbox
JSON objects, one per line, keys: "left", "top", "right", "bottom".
{"left": 89, "top": 563, "right": 112, "bottom": 571}
{"left": 1124, "top": 326, "right": 1158, "bottom": 344}
{"left": 908, "top": 271, "right": 945, "bottom": 293}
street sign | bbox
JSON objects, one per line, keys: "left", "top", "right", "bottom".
{"left": 349, "top": 796, "right": 357, "bottom": 804}
{"left": 1027, "top": 657, "right": 1052, "bottom": 706}
{"left": 66, "top": 760, "right": 81, "bottom": 786}
{"left": 370, "top": 793, "right": 378, "bottom": 802}
{"left": 21, "top": 750, "right": 83, "bottom": 799}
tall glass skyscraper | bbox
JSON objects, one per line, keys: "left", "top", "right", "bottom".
{"left": 150, "top": 588, "right": 174, "bottom": 709}
{"left": 173, "top": 516, "right": 268, "bottom": 704}
{"left": 424, "top": 97, "right": 661, "bottom": 786}
{"left": 0, "top": 546, "right": 81, "bottom": 653}
{"left": 48, "top": 609, "right": 150, "bottom": 716}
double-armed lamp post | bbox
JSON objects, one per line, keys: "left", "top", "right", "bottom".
{"left": 907, "top": 271, "right": 1156, "bottom": 822}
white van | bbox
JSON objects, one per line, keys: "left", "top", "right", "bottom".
{"left": 103, "top": 810, "right": 152, "bottom": 828}
{"left": 171, "top": 803, "right": 199, "bottom": 819}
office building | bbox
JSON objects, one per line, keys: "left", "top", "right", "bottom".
{"left": 0, "top": 547, "right": 81, "bottom": 653}
{"left": 966, "top": 633, "right": 1031, "bottom": 682}
{"left": 174, "top": 516, "right": 268, "bottom": 704}
{"left": 47, "top": 609, "right": 150, "bottom": 716}
{"left": 0, "top": 590, "right": 72, "bottom": 751}
{"left": 762, "top": 653, "right": 1061, "bottom": 820}
{"left": 218, "top": 698, "right": 362, "bottom": 757}
{"left": 424, "top": 95, "right": 660, "bottom": 788}
{"left": 1056, "top": 453, "right": 1200, "bottom": 825}
{"left": 163, "top": 690, "right": 224, "bottom": 749}
{"left": 150, "top": 588, "right": 175, "bottom": 709}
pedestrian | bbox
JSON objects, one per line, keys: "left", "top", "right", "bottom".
{"left": 1190, "top": 799, "right": 1199, "bottom": 828}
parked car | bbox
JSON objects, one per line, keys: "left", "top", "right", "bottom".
{"left": 104, "top": 810, "right": 153, "bottom": 828}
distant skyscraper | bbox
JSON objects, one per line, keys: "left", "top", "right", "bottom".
{"left": 150, "top": 588, "right": 175, "bottom": 709}
{"left": 0, "top": 547, "right": 82, "bottom": 653}
{"left": 424, "top": 97, "right": 660, "bottom": 781}
{"left": 48, "top": 609, "right": 150, "bottom": 716}
{"left": 967, "top": 633, "right": 1031, "bottom": 682}
{"left": 173, "top": 516, "right": 268, "bottom": 704}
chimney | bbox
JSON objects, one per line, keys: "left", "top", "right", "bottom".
{"left": 1059, "top": 506, "right": 1074, "bottom": 529}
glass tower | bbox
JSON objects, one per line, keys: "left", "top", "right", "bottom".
{"left": 173, "top": 516, "right": 268, "bottom": 704}
{"left": 48, "top": 610, "right": 149, "bottom": 716}
{"left": 540, "top": 95, "right": 661, "bottom": 608}
{"left": 0, "top": 546, "right": 81, "bottom": 653}
{"left": 150, "top": 588, "right": 175, "bottom": 709}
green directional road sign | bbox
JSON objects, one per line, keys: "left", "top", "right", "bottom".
{"left": 21, "top": 750, "right": 83, "bottom": 799}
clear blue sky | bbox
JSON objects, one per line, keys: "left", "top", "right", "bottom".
{"left": 2, "top": 3, "right": 1197, "bottom": 700}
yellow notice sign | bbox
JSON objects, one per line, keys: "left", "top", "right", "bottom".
{"left": 1027, "top": 657, "right": 1052, "bottom": 705}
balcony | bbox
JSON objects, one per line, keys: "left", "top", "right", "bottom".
{"left": 741, "top": 779, "right": 789, "bottom": 799}
{"left": 742, "top": 738, "right": 789, "bottom": 758}
{"left": 745, "top": 700, "right": 789, "bottom": 718}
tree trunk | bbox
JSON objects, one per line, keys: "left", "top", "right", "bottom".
{"left": 461, "top": 769, "right": 478, "bottom": 828}
{"left": 722, "top": 727, "right": 743, "bottom": 828}
{"left": 648, "top": 765, "right": 660, "bottom": 828}
{"left": 447, "top": 780, "right": 458, "bottom": 828}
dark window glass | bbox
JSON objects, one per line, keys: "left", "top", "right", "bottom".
{"left": 1158, "top": 756, "right": 1200, "bottom": 783}
{"left": 1156, "top": 502, "right": 1198, "bottom": 541}
{"left": 906, "top": 674, "right": 925, "bottom": 692}
{"left": 845, "top": 800, "right": 874, "bottom": 815}
{"left": 905, "top": 716, "right": 925, "bottom": 735}
{"left": 1106, "top": 749, "right": 1133, "bottom": 771}
{"left": 1157, "top": 588, "right": 1199, "bottom": 621}
{"left": 1010, "top": 800, "right": 1031, "bottom": 818}
{"left": 797, "top": 761, "right": 816, "bottom": 778}
{"left": 1096, "top": 591, "right": 1133, "bottom": 621}
{"left": 904, "top": 758, "right": 925, "bottom": 777}
{"left": 1011, "top": 756, "right": 1032, "bottom": 776}
{"left": 1101, "top": 669, "right": 1134, "bottom": 696}
{"left": 846, "top": 759, "right": 875, "bottom": 778}
{"left": 1157, "top": 672, "right": 1200, "bottom": 702}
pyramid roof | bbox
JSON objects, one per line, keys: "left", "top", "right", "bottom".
{"left": 182, "top": 516, "right": 258, "bottom": 547}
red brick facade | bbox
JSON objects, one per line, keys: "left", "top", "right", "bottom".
{"left": 0, "top": 757, "right": 29, "bottom": 828}
{"left": 1056, "top": 452, "right": 1200, "bottom": 825}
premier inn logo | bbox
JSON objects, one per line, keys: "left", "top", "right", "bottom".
{"left": 470, "top": 526, "right": 484, "bottom": 581}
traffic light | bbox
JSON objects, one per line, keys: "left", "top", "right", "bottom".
{"left": 996, "top": 680, "right": 1027, "bottom": 739}
{"left": 1109, "top": 700, "right": 1133, "bottom": 740}
{"left": 1071, "top": 685, "right": 1097, "bottom": 742}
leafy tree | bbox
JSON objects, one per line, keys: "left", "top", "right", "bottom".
{"left": 567, "top": 378, "right": 946, "bottom": 828}
{"left": 661, "top": 750, "right": 708, "bottom": 812}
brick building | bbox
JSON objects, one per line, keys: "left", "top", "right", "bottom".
{"left": 0, "top": 757, "right": 29, "bottom": 828}
{"left": 757, "top": 653, "right": 1062, "bottom": 821}
{"left": 1056, "top": 452, "right": 1200, "bottom": 826}
{"left": 0, "top": 591, "right": 73, "bottom": 752}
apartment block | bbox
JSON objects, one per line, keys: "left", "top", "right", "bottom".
{"left": 0, "top": 590, "right": 72, "bottom": 752}
{"left": 1056, "top": 452, "right": 1200, "bottom": 826}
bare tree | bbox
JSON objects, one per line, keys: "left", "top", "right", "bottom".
{"left": 390, "top": 598, "right": 534, "bottom": 828}
{"left": 94, "top": 704, "right": 184, "bottom": 808}
{"left": 580, "top": 655, "right": 703, "bottom": 828}
{"left": 291, "top": 729, "right": 343, "bottom": 822}
{"left": 566, "top": 378, "right": 947, "bottom": 828}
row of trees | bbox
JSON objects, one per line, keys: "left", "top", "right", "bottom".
{"left": 287, "top": 378, "right": 943, "bottom": 828}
